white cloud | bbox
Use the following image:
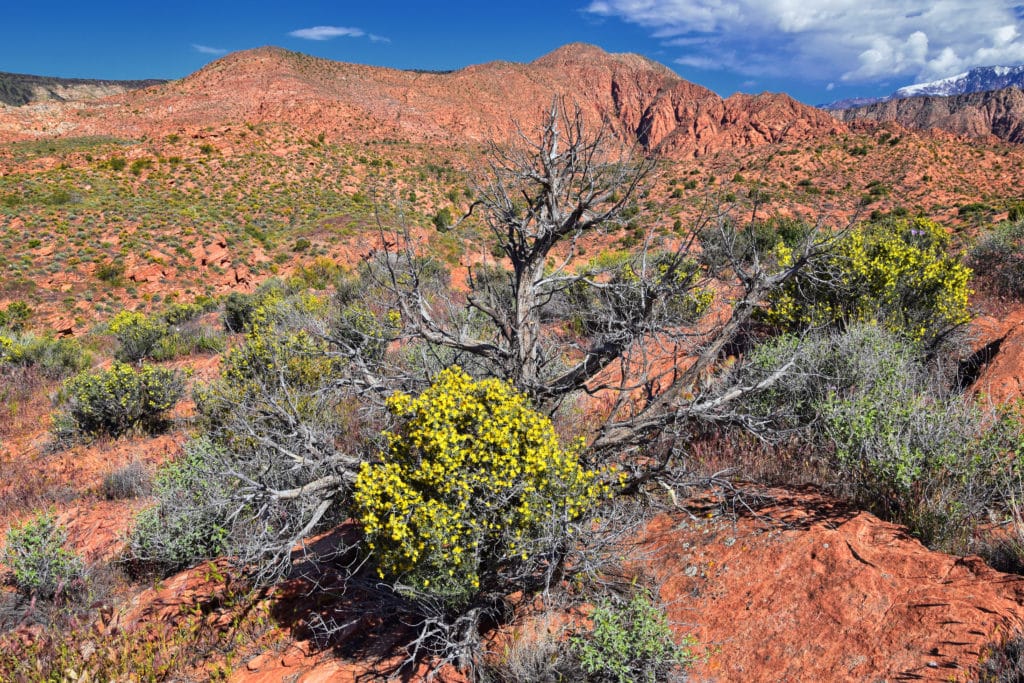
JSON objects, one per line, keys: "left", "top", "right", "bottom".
{"left": 192, "top": 44, "right": 228, "bottom": 55}
{"left": 289, "top": 25, "right": 365, "bottom": 41}
{"left": 586, "top": 1, "right": 1024, "bottom": 84}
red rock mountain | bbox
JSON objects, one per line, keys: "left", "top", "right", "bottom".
{"left": 838, "top": 86, "right": 1024, "bottom": 143}
{"left": 0, "top": 44, "right": 844, "bottom": 156}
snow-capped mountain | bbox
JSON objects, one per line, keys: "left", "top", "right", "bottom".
{"left": 821, "top": 65, "right": 1024, "bottom": 110}
{"left": 894, "top": 65, "right": 1024, "bottom": 98}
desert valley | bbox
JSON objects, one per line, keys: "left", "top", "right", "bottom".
{"left": 4, "top": 41, "right": 1024, "bottom": 682}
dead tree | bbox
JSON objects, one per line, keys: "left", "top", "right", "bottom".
{"left": 373, "top": 101, "right": 834, "bottom": 464}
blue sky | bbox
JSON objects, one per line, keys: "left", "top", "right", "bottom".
{"left": 4, "top": 1, "right": 1024, "bottom": 105}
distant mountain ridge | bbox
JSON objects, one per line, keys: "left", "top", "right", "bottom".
{"left": 0, "top": 44, "right": 844, "bottom": 157}
{"left": 822, "top": 64, "right": 1024, "bottom": 110}
{"left": 0, "top": 71, "right": 166, "bottom": 107}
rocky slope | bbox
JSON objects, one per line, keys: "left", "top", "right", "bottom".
{"left": 0, "top": 71, "right": 165, "bottom": 106}
{"left": 0, "top": 44, "right": 843, "bottom": 157}
{"left": 838, "top": 86, "right": 1024, "bottom": 143}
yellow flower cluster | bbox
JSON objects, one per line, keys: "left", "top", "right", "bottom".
{"left": 0, "top": 335, "right": 16, "bottom": 363}
{"left": 354, "top": 366, "right": 611, "bottom": 602}
{"left": 765, "top": 217, "right": 971, "bottom": 340}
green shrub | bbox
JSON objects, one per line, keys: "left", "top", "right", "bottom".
{"left": 432, "top": 207, "right": 454, "bottom": 231}
{"left": 736, "top": 325, "right": 1024, "bottom": 549}
{"left": 161, "top": 299, "right": 215, "bottom": 326}
{"left": 290, "top": 257, "right": 343, "bottom": 289}
{"left": 95, "top": 258, "right": 125, "bottom": 284}
{"left": 211, "top": 296, "right": 338, "bottom": 402}
{"left": 129, "top": 158, "right": 152, "bottom": 176}
{"left": 150, "top": 327, "right": 225, "bottom": 361}
{"left": 0, "top": 300, "right": 32, "bottom": 331}
{"left": 223, "top": 292, "right": 257, "bottom": 332}
{"left": 969, "top": 220, "right": 1024, "bottom": 299}
{"left": 126, "top": 439, "right": 230, "bottom": 574}
{"left": 56, "top": 362, "right": 184, "bottom": 440}
{"left": 354, "top": 366, "right": 612, "bottom": 607}
{"left": 570, "top": 589, "right": 694, "bottom": 683}
{"left": 108, "top": 310, "right": 168, "bottom": 362}
{"left": 765, "top": 217, "right": 971, "bottom": 341}
{"left": 0, "top": 332, "right": 90, "bottom": 378}
{"left": 3, "top": 511, "right": 85, "bottom": 599}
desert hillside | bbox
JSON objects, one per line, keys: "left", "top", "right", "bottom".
{"left": 0, "top": 44, "right": 843, "bottom": 156}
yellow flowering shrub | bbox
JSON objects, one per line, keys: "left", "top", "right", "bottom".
{"left": 764, "top": 217, "right": 971, "bottom": 340}
{"left": 354, "top": 366, "right": 611, "bottom": 605}
{"left": 108, "top": 310, "right": 167, "bottom": 362}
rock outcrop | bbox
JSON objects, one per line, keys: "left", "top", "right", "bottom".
{"left": 0, "top": 71, "right": 165, "bottom": 106}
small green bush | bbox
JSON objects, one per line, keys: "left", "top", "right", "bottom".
{"left": 3, "top": 511, "right": 85, "bottom": 599}
{"left": 56, "top": 362, "right": 184, "bottom": 440}
{"left": 969, "top": 220, "right": 1024, "bottom": 299}
{"left": 571, "top": 589, "right": 694, "bottom": 683}
{"left": 129, "top": 158, "right": 152, "bottom": 176}
{"left": 150, "top": 327, "right": 225, "bottom": 361}
{"left": 0, "top": 300, "right": 32, "bottom": 331}
{"left": 108, "top": 310, "right": 168, "bottom": 362}
{"left": 95, "top": 259, "right": 125, "bottom": 284}
{"left": 223, "top": 292, "right": 257, "bottom": 332}
{"left": 432, "top": 207, "right": 454, "bottom": 231}
{"left": 101, "top": 461, "right": 152, "bottom": 500}
{"left": 737, "top": 325, "right": 1024, "bottom": 549}
{"left": 126, "top": 439, "right": 230, "bottom": 575}
{"left": 354, "top": 366, "right": 611, "bottom": 607}
{"left": 161, "top": 299, "right": 215, "bottom": 326}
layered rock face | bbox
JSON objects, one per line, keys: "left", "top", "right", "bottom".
{"left": 0, "top": 71, "right": 165, "bottom": 106}
{"left": 839, "top": 86, "right": 1024, "bottom": 143}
